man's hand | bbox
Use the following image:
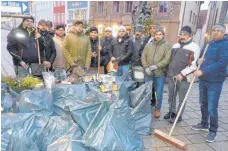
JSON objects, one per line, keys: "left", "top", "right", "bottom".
{"left": 92, "top": 52, "right": 97, "bottom": 57}
{"left": 150, "top": 65, "right": 157, "bottom": 71}
{"left": 35, "top": 29, "right": 41, "bottom": 39}
{"left": 194, "top": 70, "right": 203, "bottom": 77}
{"left": 70, "top": 62, "right": 77, "bottom": 67}
{"left": 111, "top": 57, "right": 116, "bottom": 61}
{"left": 98, "top": 45, "right": 102, "bottom": 51}
{"left": 145, "top": 68, "right": 151, "bottom": 75}
{"left": 197, "top": 58, "right": 204, "bottom": 65}
{"left": 176, "top": 74, "right": 183, "bottom": 81}
{"left": 43, "top": 61, "right": 51, "bottom": 68}
{"left": 20, "top": 61, "right": 28, "bottom": 69}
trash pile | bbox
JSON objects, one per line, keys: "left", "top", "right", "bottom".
{"left": 1, "top": 79, "right": 152, "bottom": 151}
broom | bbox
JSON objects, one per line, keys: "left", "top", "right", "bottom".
{"left": 154, "top": 44, "right": 209, "bottom": 150}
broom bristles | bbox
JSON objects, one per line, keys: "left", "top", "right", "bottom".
{"left": 154, "top": 129, "right": 187, "bottom": 150}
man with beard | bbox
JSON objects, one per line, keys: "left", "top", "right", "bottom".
{"left": 37, "top": 19, "right": 56, "bottom": 71}
{"left": 141, "top": 27, "right": 171, "bottom": 118}
{"left": 108, "top": 26, "right": 133, "bottom": 77}
{"left": 164, "top": 26, "right": 200, "bottom": 123}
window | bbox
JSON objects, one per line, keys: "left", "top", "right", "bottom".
{"left": 125, "top": 1, "right": 133, "bottom": 13}
{"left": 98, "top": 1, "right": 104, "bottom": 14}
{"left": 189, "top": 11, "right": 192, "bottom": 22}
{"left": 113, "top": 1, "right": 120, "bottom": 13}
{"left": 62, "top": 13, "right": 64, "bottom": 23}
{"left": 159, "top": 1, "right": 168, "bottom": 13}
{"left": 58, "top": 14, "right": 60, "bottom": 22}
{"left": 69, "top": 10, "right": 74, "bottom": 20}
{"left": 195, "top": 15, "right": 197, "bottom": 25}
{"left": 192, "top": 13, "right": 195, "bottom": 24}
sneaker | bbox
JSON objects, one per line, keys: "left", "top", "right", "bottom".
{"left": 154, "top": 110, "right": 161, "bottom": 118}
{"left": 191, "top": 123, "right": 209, "bottom": 131}
{"left": 206, "top": 131, "right": 217, "bottom": 143}
{"left": 169, "top": 116, "right": 182, "bottom": 123}
{"left": 164, "top": 112, "right": 176, "bottom": 119}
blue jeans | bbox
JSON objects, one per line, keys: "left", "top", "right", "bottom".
{"left": 145, "top": 75, "right": 165, "bottom": 110}
{"left": 199, "top": 80, "right": 223, "bottom": 133}
{"left": 115, "top": 65, "right": 129, "bottom": 77}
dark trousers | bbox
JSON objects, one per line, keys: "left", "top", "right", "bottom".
{"left": 199, "top": 80, "right": 224, "bottom": 133}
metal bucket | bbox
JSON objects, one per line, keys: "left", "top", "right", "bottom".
{"left": 131, "top": 65, "right": 145, "bottom": 82}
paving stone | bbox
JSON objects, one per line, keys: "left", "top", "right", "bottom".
{"left": 220, "top": 123, "right": 228, "bottom": 131}
{"left": 222, "top": 131, "right": 228, "bottom": 137}
{"left": 217, "top": 126, "right": 227, "bottom": 132}
{"left": 143, "top": 137, "right": 168, "bottom": 148}
{"left": 152, "top": 120, "right": 170, "bottom": 129}
{"left": 186, "top": 143, "right": 214, "bottom": 151}
{"left": 156, "top": 146, "right": 182, "bottom": 151}
{"left": 165, "top": 127, "right": 188, "bottom": 136}
{"left": 182, "top": 126, "right": 205, "bottom": 134}
{"left": 184, "top": 119, "right": 201, "bottom": 126}
{"left": 185, "top": 112, "right": 200, "bottom": 119}
{"left": 220, "top": 106, "right": 228, "bottom": 110}
{"left": 222, "top": 110, "right": 228, "bottom": 114}
{"left": 185, "top": 134, "right": 205, "bottom": 144}
{"left": 207, "top": 141, "right": 228, "bottom": 151}
{"left": 218, "top": 110, "right": 228, "bottom": 118}
{"left": 219, "top": 117, "right": 228, "bottom": 124}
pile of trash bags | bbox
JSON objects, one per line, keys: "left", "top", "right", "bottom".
{"left": 1, "top": 80, "right": 152, "bottom": 151}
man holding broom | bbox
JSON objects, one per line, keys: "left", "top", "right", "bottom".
{"left": 193, "top": 23, "right": 228, "bottom": 143}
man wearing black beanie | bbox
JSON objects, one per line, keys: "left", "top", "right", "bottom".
{"left": 164, "top": 26, "right": 200, "bottom": 123}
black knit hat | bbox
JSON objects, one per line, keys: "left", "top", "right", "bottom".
{"left": 22, "top": 16, "right": 34, "bottom": 22}
{"left": 90, "top": 27, "right": 98, "bottom": 33}
{"left": 180, "top": 26, "right": 192, "bottom": 35}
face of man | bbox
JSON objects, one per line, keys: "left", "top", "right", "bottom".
{"left": 55, "top": 27, "right": 65, "bottom": 37}
{"left": 38, "top": 23, "right": 47, "bottom": 32}
{"left": 154, "top": 31, "right": 164, "bottom": 42}
{"left": 74, "top": 24, "right": 83, "bottom": 33}
{"left": 150, "top": 26, "right": 157, "bottom": 37}
{"left": 135, "top": 31, "right": 143, "bottom": 39}
{"left": 23, "top": 19, "right": 34, "bottom": 29}
{"left": 105, "top": 30, "right": 112, "bottom": 38}
{"left": 179, "top": 32, "right": 191, "bottom": 43}
{"left": 90, "top": 31, "right": 98, "bottom": 40}
{"left": 118, "top": 29, "right": 126, "bottom": 38}
{"left": 212, "top": 27, "right": 225, "bottom": 40}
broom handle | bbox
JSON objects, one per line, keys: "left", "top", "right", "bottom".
{"left": 97, "top": 35, "right": 101, "bottom": 73}
{"left": 168, "top": 44, "right": 209, "bottom": 137}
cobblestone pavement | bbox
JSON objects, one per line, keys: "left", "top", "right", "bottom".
{"left": 143, "top": 79, "right": 228, "bottom": 151}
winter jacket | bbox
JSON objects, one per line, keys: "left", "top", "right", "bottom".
{"left": 141, "top": 38, "right": 171, "bottom": 77}
{"left": 101, "top": 37, "right": 112, "bottom": 66}
{"left": 167, "top": 39, "right": 200, "bottom": 82}
{"left": 53, "top": 36, "right": 66, "bottom": 69}
{"left": 199, "top": 36, "right": 228, "bottom": 82}
{"left": 131, "top": 36, "right": 146, "bottom": 65}
{"left": 62, "top": 32, "right": 91, "bottom": 69}
{"left": 38, "top": 31, "right": 56, "bottom": 64}
{"left": 7, "top": 24, "right": 40, "bottom": 65}
{"left": 90, "top": 38, "right": 99, "bottom": 67}
{"left": 108, "top": 34, "right": 133, "bottom": 66}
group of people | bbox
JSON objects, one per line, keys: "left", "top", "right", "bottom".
{"left": 7, "top": 15, "right": 228, "bottom": 143}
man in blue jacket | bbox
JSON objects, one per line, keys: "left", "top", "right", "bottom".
{"left": 192, "top": 23, "right": 228, "bottom": 142}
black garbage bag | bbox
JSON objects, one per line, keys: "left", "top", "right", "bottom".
{"left": 129, "top": 82, "right": 152, "bottom": 135}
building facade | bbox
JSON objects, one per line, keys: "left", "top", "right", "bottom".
{"left": 89, "top": 1, "right": 202, "bottom": 44}
{"left": 53, "top": 1, "right": 66, "bottom": 26}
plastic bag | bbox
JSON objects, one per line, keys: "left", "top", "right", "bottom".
{"left": 42, "top": 72, "right": 56, "bottom": 89}
{"left": 130, "top": 82, "right": 152, "bottom": 135}
{"left": 17, "top": 89, "right": 53, "bottom": 115}
{"left": 83, "top": 84, "right": 144, "bottom": 151}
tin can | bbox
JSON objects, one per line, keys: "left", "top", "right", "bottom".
{"left": 100, "top": 85, "right": 105, "bottom": 92}
{"left": 112, "top": 83, "right": 118, "bottom": 91}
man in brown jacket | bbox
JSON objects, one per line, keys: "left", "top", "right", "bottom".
{"left": 62, "top": 21, "right": 91, "bottom": 70}
{"left": 141, "top": 27, "right": 171, "bottom": 118}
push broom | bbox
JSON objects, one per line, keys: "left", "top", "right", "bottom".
{"left": 154, "top": 44, "right": 209, "bottom": 150}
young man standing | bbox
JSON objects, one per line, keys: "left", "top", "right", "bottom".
{"left": 62, "top": 21, "right": 91, "bottom": 70}
{"left": 141, "top": 27, "right": 171, "bottom": 118}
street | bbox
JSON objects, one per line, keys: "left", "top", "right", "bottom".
{"left": 144, "top": 79, "right": 228, "bottom": 151}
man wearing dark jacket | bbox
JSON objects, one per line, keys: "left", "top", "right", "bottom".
{"left": 193, "top": 23, "right": 228, "bottom": 143}
{"left": 37, "top": 19, "right": 56, "bottom": 70}
{"left": 109, "top": 26, "right": 133, "bottom": 77}
{"left": 101, "top": 27, "right": 113, "bottom": 74}
{"left": 7, "top": 16, "right": 40, "bottom": 77}
{"left": 165, "top": 26, "right": 200, "bottom": 123}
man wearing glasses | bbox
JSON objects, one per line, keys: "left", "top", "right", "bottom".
{"left": 7, "top": 16, "right": 40, "bottom": 77}
{"left": 193, "top": 23, "right": 228, "bottom": 143}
